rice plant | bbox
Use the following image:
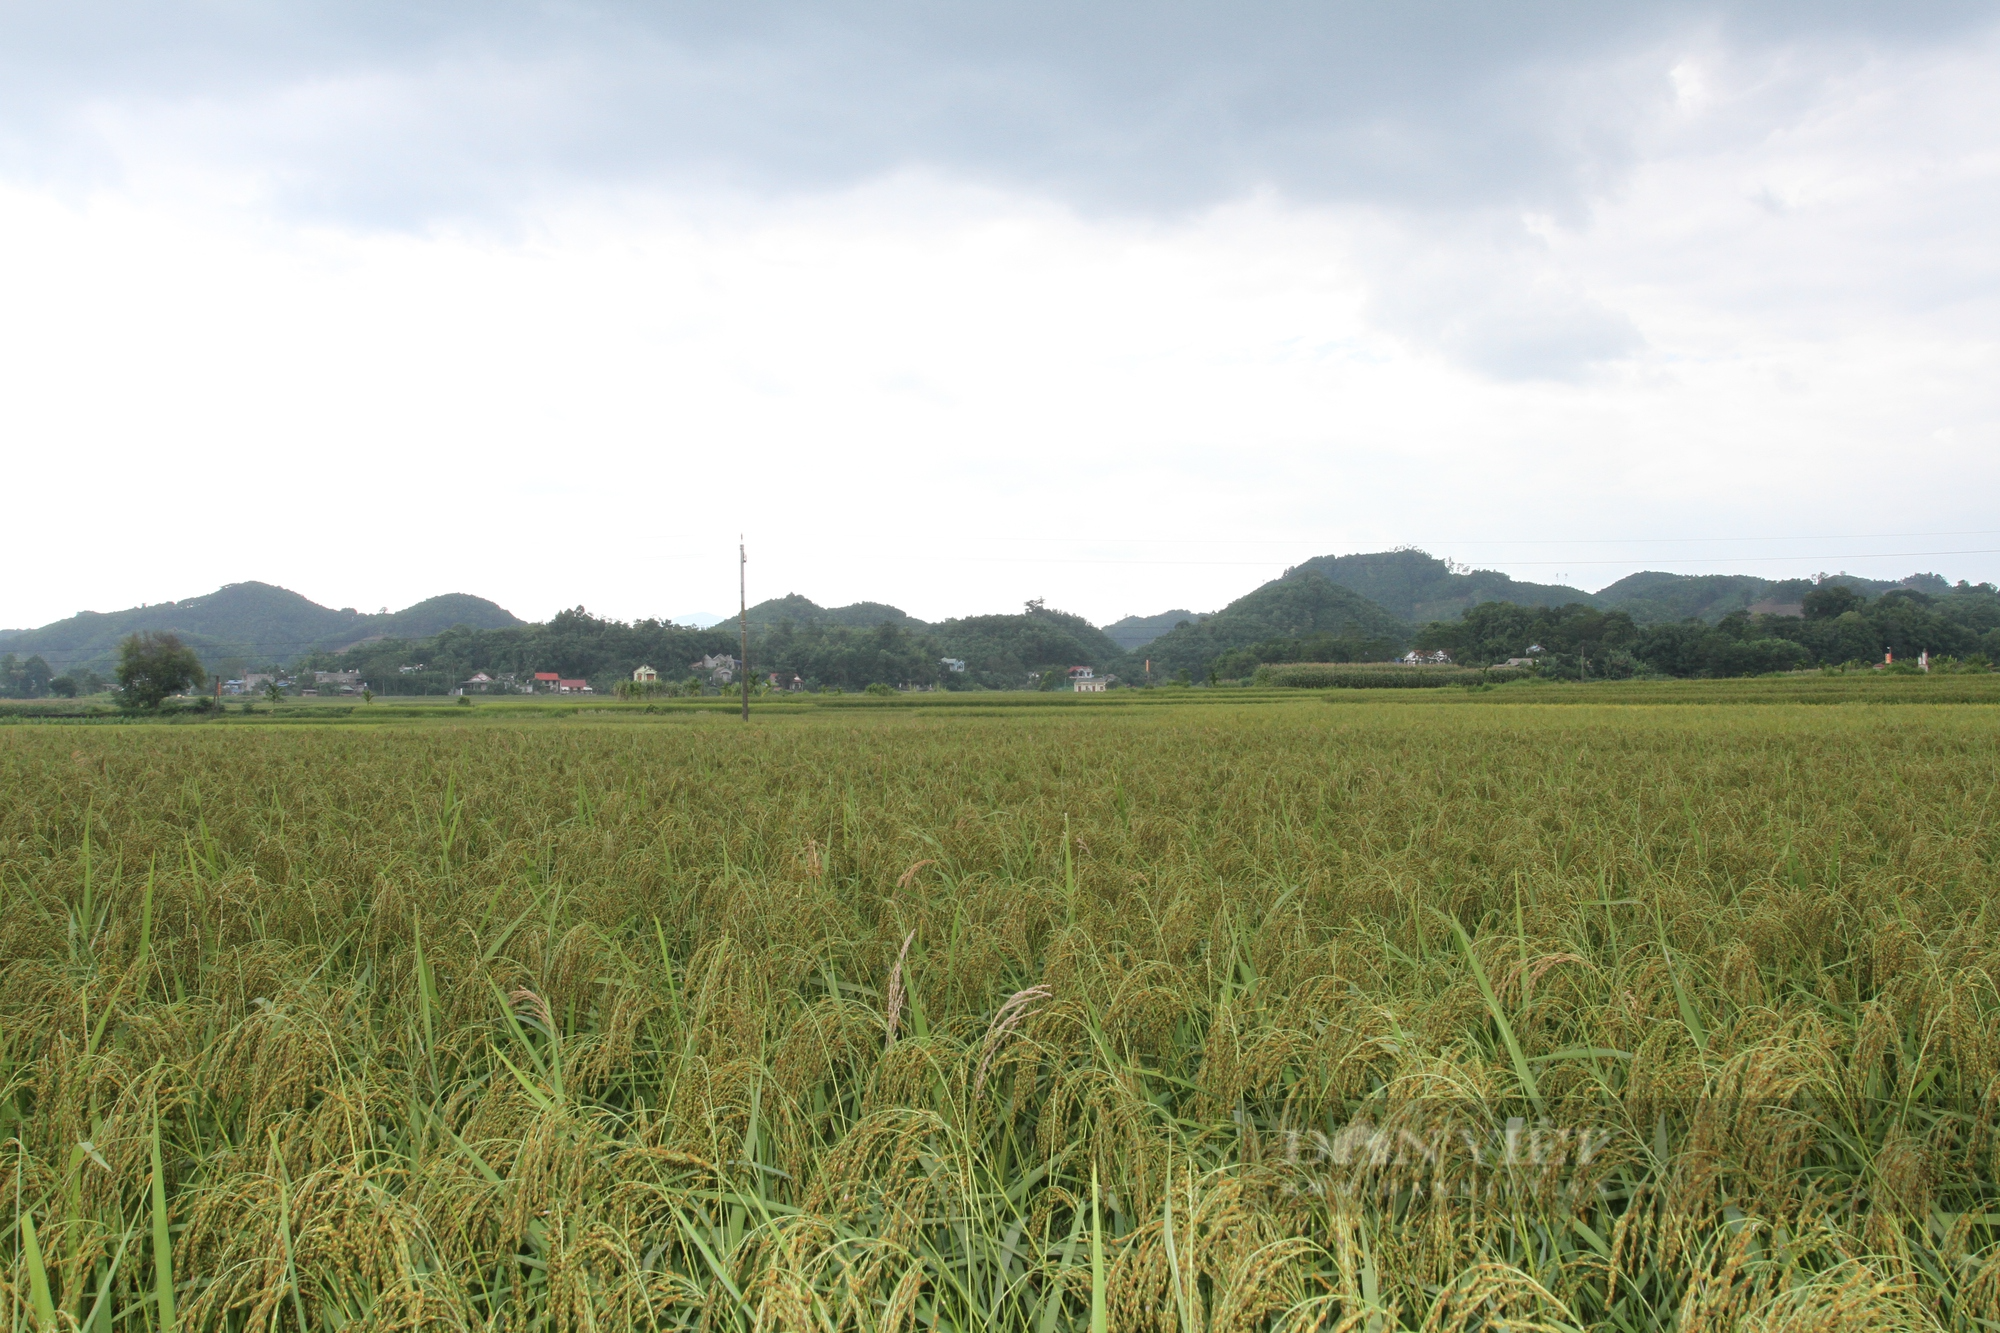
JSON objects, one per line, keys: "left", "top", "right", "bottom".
{"left": 2, "top": 696, "right": 1997, "bottom": 1329}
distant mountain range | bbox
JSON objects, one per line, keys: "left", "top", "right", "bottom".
{"left": 0, "top": 582, "right": 522, "bottom": 674}
{"left": 3, "top": 552, "right": 1975, "bottom": 676}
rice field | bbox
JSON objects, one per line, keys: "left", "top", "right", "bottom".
{"left": 3, "top": 692, "right": 1999, "bottom": 1330}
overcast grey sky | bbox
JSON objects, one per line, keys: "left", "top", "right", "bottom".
{"left": 4, "top": 2, "right": 1997, "bottom": 626}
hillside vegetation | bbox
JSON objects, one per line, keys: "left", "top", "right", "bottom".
{"left": 1285, "top": 549, "right": 1586, "bottom": 622}
{"left": 1136, "top": 573, "right": 1409, "bottom": 679}
{"left": 1100, "top": 609, "right": 1195, "bottom": 651}
{"left": 743, "top": 595, "right": 928, "bottom": 632}
{"left": 1414, "top": 583, "right": 2000, "bottom": 677}
{"left": 11, "top": 551, "right": 1998, "bottom": 698}
{"left": 0, "top": 583, "right": 521, "bottom": 675}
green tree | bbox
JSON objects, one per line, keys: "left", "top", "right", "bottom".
{"left": 20, "top": 654, "right": 53, "bottom": 697}
{"left": 0, "top": 652, "right": 55, "bottom": 698}
{"left": 1803, "top": 583, "right": 1865, "bottom": 620}
{"left": 116, "top": 632, "right": 205, "bottom": 711}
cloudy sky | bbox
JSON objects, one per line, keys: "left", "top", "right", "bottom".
{"left": 4, "top": 1, "right": 1997, "bottom": 628}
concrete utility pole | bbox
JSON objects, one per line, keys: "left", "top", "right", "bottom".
{"left": 739, "top": 536, "right": 750, "bottom": 722}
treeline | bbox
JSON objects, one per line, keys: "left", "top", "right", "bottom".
{"left": 1208, "top": 632, "right": 1404, "bottom": 678}
{"left": 300, "top": 610, "right": 740, "bottom": 695}
{"left": 0, "top": 652, "right": 107, "bottom": 698}
{"left": 758, "top": 605, "right": 1125, "bottom": 692}
{"left": 299, "top": 603, "right": 1132, "bottom": 694}
{"left": 1410, "top": 582, "right": 2000, "bottom": 678}
{"left": 286, "top": 574, "right": 2000, "bottom": 692}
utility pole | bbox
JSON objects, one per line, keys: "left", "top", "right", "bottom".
{"left": 739, "top": 536, "right": 750, "bottom": 722}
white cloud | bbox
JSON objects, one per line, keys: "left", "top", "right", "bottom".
{"left": 2, "top": 7, "right": 1998, "bottom": 629}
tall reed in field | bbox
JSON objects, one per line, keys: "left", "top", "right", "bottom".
{"left": 2, "top": 699, "right": 1998, "bottom": 1329}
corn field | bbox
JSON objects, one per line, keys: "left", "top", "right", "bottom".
{"left": 4, "top": 696, "right": 1999, "bottom": 1330}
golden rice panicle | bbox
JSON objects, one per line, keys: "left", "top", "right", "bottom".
{"left": 2, "top": 692, "right": 1996, "bottom": 1327}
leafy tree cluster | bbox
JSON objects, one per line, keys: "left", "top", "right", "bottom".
{"left": 1413, "top": 582, "right": 2000, "bottom": 678}
{"left": 704, "top": 602, "right": 1130, "bottom": 693}
{"left": 0, "top": 653, "right": 55, "bottom": 698}
{"left": 116, "top": 632, "right": 207, "bottom": 710}
{"left": 756, "top": 620, "right": 943, "bottom": 692}
{"left": 1, "top": 653, "right": 108, "bottom": 699}
{"left": 300, "top": 601, "right": 1133, "bottom": 695}
{"left": 1208, "top": 632, "right": 1404, "bottom": 679}
{"left": 301, "top": 609, "right": 742, "bottom": 695}
{"left": 928, "top": 602, "right": 1129, "bottom": 691}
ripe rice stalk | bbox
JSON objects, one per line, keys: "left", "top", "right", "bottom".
{"left": 883, "top": 930, "right": 915, "bottom": 1049}
{"left": 0, "top": 694, "right": 1995, "bottom": 1327}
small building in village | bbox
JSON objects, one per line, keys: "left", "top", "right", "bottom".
{"left": 692, "top": 654, "right": 738, "bottom": 685}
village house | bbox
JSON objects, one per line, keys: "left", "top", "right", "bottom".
{"left": 692, "top": 654, "right": 738, "bottom": 685}
{"left": 1074, "top": 674, "right": 1110, "bottom": 693}
{"left": 532, "top": 672, "right": 561, "bottom": 691}
{"left": 557, "top": 678, "right": 592, "bottom": 693}
{"left": 1400, "top": 650, "right": 1453, "bottom": 665}
{"left": 632, "top": 664, "right": 659, "bottom": 683}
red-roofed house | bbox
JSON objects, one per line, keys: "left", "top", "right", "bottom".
{"left": 533, "top": 672, "right": 560, "bottom": 691}
{"left": 557, "top": 678, "right": 592, "bottom": 693}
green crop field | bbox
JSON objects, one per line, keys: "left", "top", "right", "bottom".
{"left": 4, "top": 687, "right": 1999, "bottom": 1329}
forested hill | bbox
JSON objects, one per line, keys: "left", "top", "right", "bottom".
{"left": 743, "top": 594, "right": 928, "bottom": 631}
{"left": 1136, "top": 572, "right": 1409, "bottom": 679}
{"left": 1284, "top": 548, "right": 1954, "bottom": 625}
{"left": 1588, "top": 569, "right": 1935, "bottom": 623}
{"left": 1285, "top": 550, "right": 1587, "bottom": 622}
{"left": 0, "top": 582, "right": 522, "bottom": 674}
